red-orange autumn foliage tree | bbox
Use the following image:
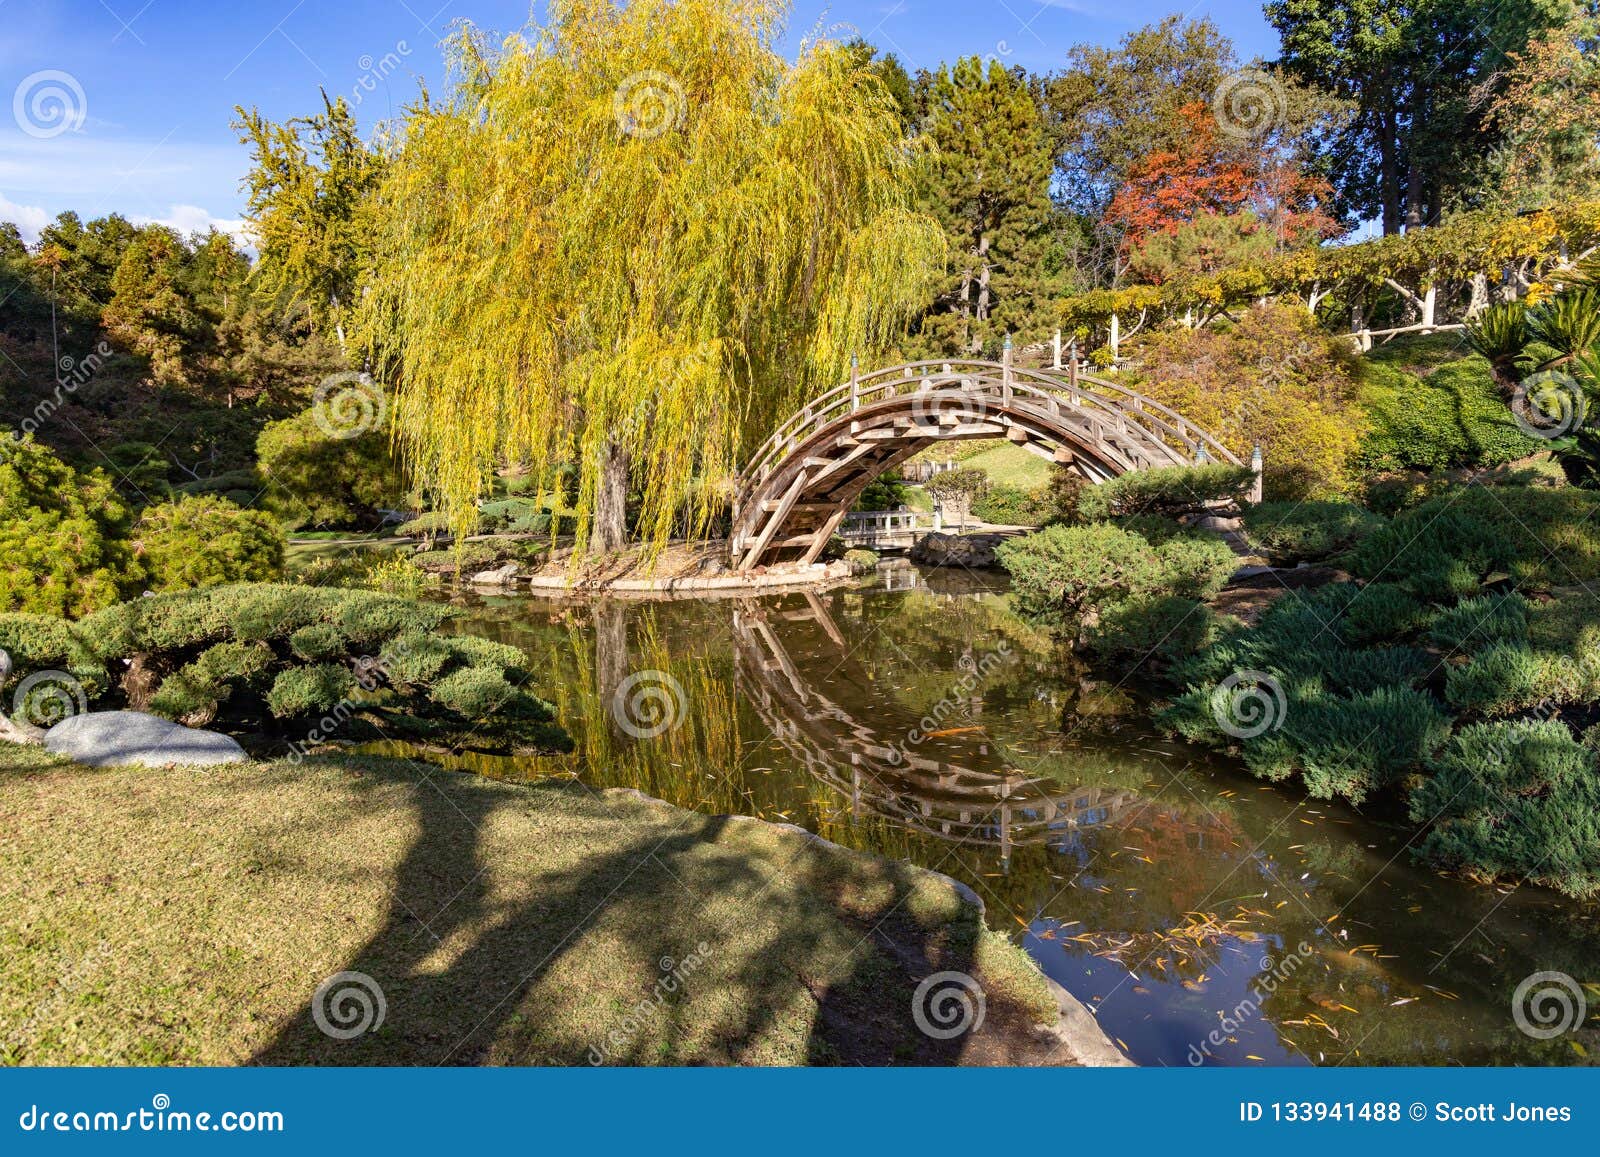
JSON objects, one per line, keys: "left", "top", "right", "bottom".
{"left": 1106, "top": 102, "right": 1337, "bottom": 277}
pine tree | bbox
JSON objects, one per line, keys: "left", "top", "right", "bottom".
{"left": 914, "top": 57, "right": 1063, "bottom": 353}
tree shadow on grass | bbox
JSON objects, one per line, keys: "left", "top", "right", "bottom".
{"left": 248, "top": 758, "right": 976, "bottom": 1066}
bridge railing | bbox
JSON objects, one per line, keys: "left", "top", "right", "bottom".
{"left": 839, "top": 509, "right": 928, "bottom": 542}
{"left": 733, "top": 357, "right": 1239, "bottom": 516}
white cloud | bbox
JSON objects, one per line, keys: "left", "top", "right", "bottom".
{"left": 133, "top": 204, "right": 253, "bottom": 246}
{"left": 0, "top": 193, "right": 51, "bottom": 243}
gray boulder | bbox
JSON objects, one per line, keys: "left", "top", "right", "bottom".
{"left": 44, "top": 711, "right": 248, "bottom": 768}
{"left": 911, "top": 532, "right": 1002, "bottom": 569}
{"left": 469, "top": 562, "right": 520, "bottom": 587}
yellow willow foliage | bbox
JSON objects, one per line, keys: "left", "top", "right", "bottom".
{"left": 362, "top": 0, "right": 946, "bottom": 558}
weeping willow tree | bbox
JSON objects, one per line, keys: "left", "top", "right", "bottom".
{"left": 362, "top": 0, "right": 945, "bottom": 558}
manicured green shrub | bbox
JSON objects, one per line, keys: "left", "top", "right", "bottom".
{"left": 0, "top": 584, "right": 570, "bottom": 751}
{"left": 973, "top": 483, "right": 1052, "bottom": 527}
{"left": 1164, "top": 676, "right": 1449, "bottom": 803}
{"left": 1348, "top": 508, "right": 1503, "bottom": 600}
{"left": 478, "top": 498, "right": 553, "bottom": 534}
{"left": 1169, "top": 582, "right": 1430, "bottom": 693}
{"left": 1241, "top": 501, "right": 1384, "bottom": 563}
{"left": 1336, "top": 582, "right": 1433, "bottom": 645}
{"left": 1361, "top": 472, "right": 1451, "bottom": 517}
{"left": 289, "top": 623, "right": 347, "bottom": 661}
{"left": 997, "top": 522, "right": 1235, "bottom": 625}
{"left": 1427, "top": 593, "right": 1529, "bottom": 653}
{"left": 1444, "top": 596, "right": 1600, "bottom": 715}
{"left": 1444, "top": 642, "right": 1600, "bottom": 716}
{"left": 411, "top": 544, "right": 501, "bottom": 576}
{"left": 1077, "top": 463, "right": 1255, "bottom": 521}
{"left": 1151, "top": 534, "right": 1241, "bottom": 601}
{"left": 1412, "top": 721, "right": 1600, "bottom": 898}
{"left": 1354, "top": 353, "right": 1543, "bottom": 474}
{"left": 266, "top": 664, "right": 358, "bottom": 717}
{"left": 1084, "top": 595, "right": 1219, "bottom": 666}
{"left": 132, "top": 495, "right": 285, "bottom": 591}
{"left": 394, "top": 511, "right": 452, "bottom": 539}
{"left": 0, "top": 433, "right": 139, "bottom": 617}
{"left": 854, "top": 472, "right": 912, "bottom": 513}
{"left": 256, "top": 406, "right": 407, "bottom": 529}
{"left": 842, "top": 549, "right": 879, "bottom": 575}
{"left": 1352, "top": 487, "right": 1600, "bottom": 593}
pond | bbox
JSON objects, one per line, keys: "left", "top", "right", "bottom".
{"left": 382, "top": 564, "right": 1599, "bottom": 1067}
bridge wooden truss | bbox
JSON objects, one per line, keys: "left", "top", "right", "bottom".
{"left": 729, "top": 350, "right": 1241, "bottom": 571}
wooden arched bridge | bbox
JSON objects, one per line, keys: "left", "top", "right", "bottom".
{"left": 729, "top": 349, "right": 1241, "bottom": 571}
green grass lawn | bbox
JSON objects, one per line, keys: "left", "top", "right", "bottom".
{"left": 0, "top": 744, "right": 1061, "bottom": 1066}
{"left": 962, "top": 443, "right": 1054, "bottom": 489}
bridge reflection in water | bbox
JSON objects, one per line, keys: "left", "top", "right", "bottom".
{"left": 731, "top": 595, "right": 1144, "bottom": 865}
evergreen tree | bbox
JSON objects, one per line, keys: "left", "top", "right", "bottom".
{"left": 235, "top": 93, "right": 383, "bottom": 351}
{"left": 914, "top": 56, "right": 1064, "bottom": 353}
{"left": 1268, "top": 0, "right": 1573, "bottom": 232}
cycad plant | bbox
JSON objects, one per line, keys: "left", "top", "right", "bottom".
{"left": 1528, "top": 288, "right": 1600, "bottom": 363}
{"left": 1465, "top": 300, "right": 1528, "bottom": 385}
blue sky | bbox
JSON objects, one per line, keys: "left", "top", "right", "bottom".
{"left": 1, "top": 0, "right": 1276, "bottom": 244}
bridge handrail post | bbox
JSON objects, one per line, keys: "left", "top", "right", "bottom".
{"left": 849, "top": 354, "right": 860, "bottom": 412}
{"left": 1002, "top": 334, "right": 1013, "bottom": 407}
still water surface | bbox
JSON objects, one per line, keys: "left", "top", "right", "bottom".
{"left": 405, "top": 565, "right": 1598, "bottom": 1066}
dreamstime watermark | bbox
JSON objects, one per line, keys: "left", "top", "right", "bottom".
{"left": 311, "top": 970, "right": 387, "bottom": 1040}
{"left": 312, "top": 371, "right": 387, "bottom": 440}
{"left": 1187, "top": 941, "right": 1312, "bottom": 1065}
{"left": 351, "top": 41, "right": 412, "bottom": 106}
{"left": 1212, "top": 68, "right": 1286, "bottom": 140}
{"left": 13, "top": 70, "right": 87, "bottom": 138}
{"left": 11, "top": 670, "right": 88, "bottom": 729}
{"left": 283, "top": 638, "right": 427, "bottom": 763}
{"left": 614, "top": 71, "right": 687, "bottom": 139}
{"left": 17, "top": 1094, "right": 284, "bottom": 1134}
{"left": 894, "top": 643, "right": 1010, "bottom": 754}
{"left": 911, "top": 970, "right": 986, "bottom": 1040}
{"left": 587, "top": 943, "right": 715, "bottom": 1064}
{"left": 1511, "top": 970, "right": 1587, "bottom": 1040}
{"left": 610, "top": 669, "right": 688, "bottom": 739}
{"left": 909, "top": 377, "right": 993, "bottom": 430}
{"left": 4, "top": 341, "right": 114, "bottom": 449}
{"left": 1210, "top": 670, "right": 1286, "bottom": 740}
{"left": 1510, "top": 371, "right": 1586, "bottom": 440}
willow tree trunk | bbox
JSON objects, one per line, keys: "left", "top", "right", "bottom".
{"left": 590, "top": 439, "right": 630, "bottom": 554}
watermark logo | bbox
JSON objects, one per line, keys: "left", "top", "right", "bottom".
{"left": 587, "top": 943, "right": 715, "bottom": 1064}
{"left": 910, "top": 377, "right": 991, "bottom": 430}
{"left": 1211, "top": 670, "right": 1286, "bottom": 740}
{"left": 903, "top": 643, "right": 1009, "bottom": 748}
{"left": 614, "top": 71, "right": 686, "bottom": 139}
{"left": 1212, "top": 68, "right": 1286, "bottom": 140}
{"left": 312, "top": 371, "right": 386, "bottom": 440}
{"left": 1187, "top": 942, "right": 1312, "bottom": 1065}
{"left": 352, "top": 41, "right": 412, "bottom": 106}
{"left": 13, "top": 70, "right": 87, "bottom": 138}
{"left": 610, "top": 669, "right": 688, "bottom": 739}
{"left": 1512, "top": 970, "right": 1586, "bottom": 1040}
{"left": 12, "top": 670, "right": 87, "bottom": 729}
{"left": 1511, "top": 371, "right": 1586, "bottom": 440}
{"left": 311, "top": 970, "right": 386, "bottom": 1040}
{"left": 911, "top": 971, "right": 986, "bottom": 1040}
